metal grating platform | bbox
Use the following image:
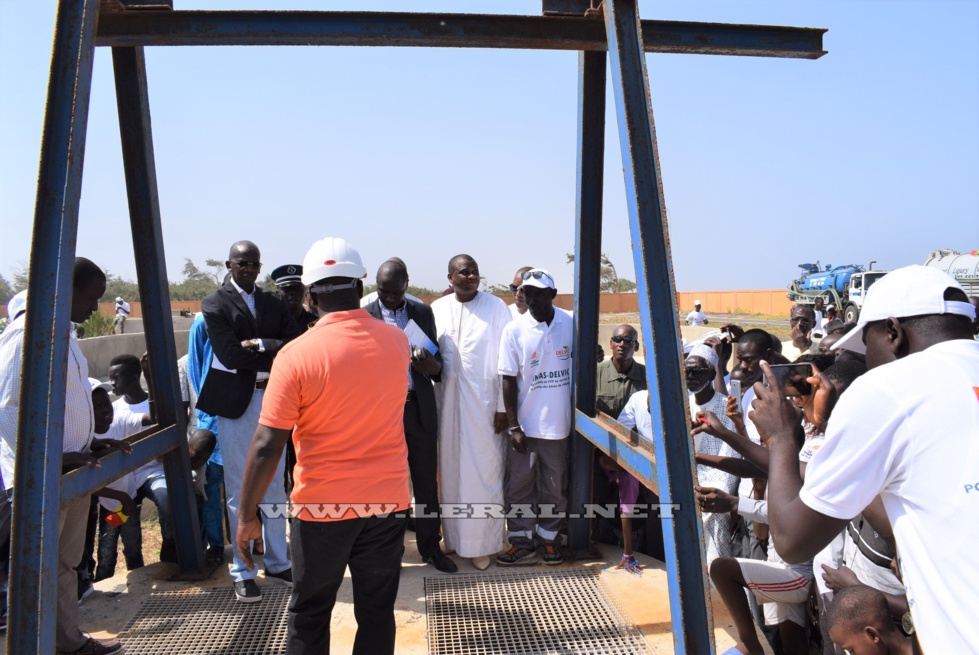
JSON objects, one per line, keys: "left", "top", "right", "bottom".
{"left": 116, "top": 587, "right": 289, "bottom": 654}
{"left": 425, "top": 567, "right": 652, "bottom": 655}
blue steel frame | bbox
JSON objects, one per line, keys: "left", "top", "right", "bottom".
{"left": 9, "top": 2, "right": 823, "bottom": 653}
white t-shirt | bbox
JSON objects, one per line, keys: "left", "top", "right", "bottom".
{"left": 498, "top": 309, "right": 573, "bottom": 440}
{"left": 686, "top": 309, "right": 706, "bottom": 326}
{"left": 114, "top": 397, "right": 149, "bottom": 415}
{"left": 508, "top": 303, "right": 524, "bottom": 320}
{"left": 618, "top": 391, "right": 653, "bottom": 441}
{"left": 801, "top": 339, "right": 979, "bottom": 655}
{"left": 116, "top": 301, "right": 130, "bottom": 317}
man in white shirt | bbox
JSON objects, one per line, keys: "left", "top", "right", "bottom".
{"left": 497, "top": 269, "right": 573, "bottom": 566}
{"left": 686, "top": 300, "right": 707, "bottom": 326}
{"left": 432, "top": 255, "right": 512, "bottom": 571}
{"left": 113, "top": 296, "right": 130, "bottom": 334}
{"left": 0, "top": 258, "right": 128, "bottom": 655}
{"left": 750, "top": 265, "right": 979, "bottom": 655}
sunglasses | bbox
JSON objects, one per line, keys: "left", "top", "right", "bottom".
{"left": 685, "top": 367, "right": 713, "bottom": 376}
{"left": 521, "top": 270, "right": 554, "bottom": 284}
{"left": 509, "top": 283, "right": 521, "bottom": 293}
{"left": 610, "top": 336, "right": 637, "bottom": 345}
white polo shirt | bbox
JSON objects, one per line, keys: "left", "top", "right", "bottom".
{"left": 498, "top": 308, "right": 573, "bottom": 440}
{"left": 801, "top": 339, "right": 979, "bottom": 655}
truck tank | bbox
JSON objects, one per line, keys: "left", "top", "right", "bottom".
{"left": 796, "top": 264, "right": 865, "bottom": 295}
{"left": 924, "top": 249, "right": 979, "bottom": 283}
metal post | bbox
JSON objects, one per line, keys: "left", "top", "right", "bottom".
{"left": 111, "top": 45, "right": 204, "bottom": 574}
{"left": 7, "top": 0, "right": 100, "bottom": 652}
{"left": 603, "top": 0, "right": 714, "bottom": 652}
{"left": 569, "top": 49, "right": 606, "bottom": 554}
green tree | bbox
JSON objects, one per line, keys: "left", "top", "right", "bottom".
{"left": 0, "top": 274, "right": 12, "bottom": 306}
{"left": 11, "top": 263, "right": 29, "bottom": 293}
{"left": 204, "top": 258, "right": 227, "bottom": 284}
{"left": 565, "top": 253, "right": 634, "bottom": 294}
{"left": 617, "top": 278, "right": 638, "bottom": 293}
{"left": 100, "top": 271, "right": 140, "bottom": 303}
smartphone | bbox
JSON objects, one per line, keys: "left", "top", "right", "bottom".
{"left": 764, "top": 363, "right": 813, "bottom": 397}
{"left": 728, "top": 379, "right": 742, "bottom": 411}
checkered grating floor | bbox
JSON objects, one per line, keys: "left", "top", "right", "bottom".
{"left": 116, "top": 587, "right": 290, "bottom": 654}
{"left": 425, "top": 567, "right": 652, "bottom": 655}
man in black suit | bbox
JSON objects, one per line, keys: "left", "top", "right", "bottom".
{"left": 364, "top": 260, "right": 457, "bottom": 573}
{"left": 197, "top": 240, "right": 301, "bottom": 602}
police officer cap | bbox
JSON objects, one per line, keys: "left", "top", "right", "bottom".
{"left": 270, "top": 264, "right": 304, "bottom": 288}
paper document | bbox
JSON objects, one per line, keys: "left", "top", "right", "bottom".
{"left": 210, "top": 353, "right": 237, "bottom": 374}
{"left": 404, "top": 319, "right": 438, "bottom": 355}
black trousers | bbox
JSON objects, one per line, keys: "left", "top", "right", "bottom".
{"left": 403, "top": 397, "right": 441, "bottom": 558}
{"left": 287, "top": 513, "right": 407, "bottom": 655}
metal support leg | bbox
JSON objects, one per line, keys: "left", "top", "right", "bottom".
{"left": 7, "top": 0, "right": 100, "bottom": 652}
{"left": 111, "top": 45, "right": 204, "bottom": 574}
{"left": 569, "top": 49, "right": 607, "bottom": 554}
{"left": 603, "top": 0, "right": 714, "bottom": 652}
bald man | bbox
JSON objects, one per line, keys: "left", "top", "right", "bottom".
{"left": 197, "top": 240, "right": 301, "bottom": 602}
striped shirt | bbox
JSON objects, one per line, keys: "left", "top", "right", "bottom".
{"left": 0, "top": 314, "right": 94, "bottom": 488}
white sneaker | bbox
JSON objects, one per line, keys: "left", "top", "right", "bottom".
{"left": 471, "top": 555, "right": 492, "bottom": 571}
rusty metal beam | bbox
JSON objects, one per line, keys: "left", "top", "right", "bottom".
{"left": 94, "top": 11, "right": 826, "bottom": 59}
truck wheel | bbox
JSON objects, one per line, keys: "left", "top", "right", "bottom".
{"left": 844, "top": 304, "right": 859, "bottom": 324}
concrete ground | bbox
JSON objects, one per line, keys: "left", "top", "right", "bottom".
{"left": 5, "top": 530, "right": 775, "bottom": 655}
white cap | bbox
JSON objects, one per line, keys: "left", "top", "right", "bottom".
{"left": 694, "top": 299, "right": 702, "bottom": 306}
{"left": 688, "top": 343, "right": 719, "bottom": 370}
{"left": 88, "top": 377, "right": 112, "bottom": 393}
{"left": 833, "top": 265, "right": 975, "bottom": 354}
{"left": 518, "top": 268, "right": 556, "bottom": 290}
{"left": 115, "top": 297, "right": 123, "bottom": 302}
{"left": 6, "top": 290, "right": 27, "bottom": 320}
{"left": 301, "top": 237, "right": 367, "bottom": 285}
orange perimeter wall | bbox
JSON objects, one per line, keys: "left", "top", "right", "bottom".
{"left": 82, "top": 289, "right": 790, "bottom": 320}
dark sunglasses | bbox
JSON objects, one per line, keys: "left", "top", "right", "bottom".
{"left": 521, "top": 270, "right": 554, "bottom": 284}
{"left": 685, "top": 366, "right": 713, "bottom": 376}
{"left": 509, "top": 283, "right": 521, "bottom": 293}
{"left": 610, "top": 335, "right": 637, "bottom": 345}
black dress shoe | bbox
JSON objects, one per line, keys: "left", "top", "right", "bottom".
{"left": 423, "top": 550, "right": 458, "bottom": 573}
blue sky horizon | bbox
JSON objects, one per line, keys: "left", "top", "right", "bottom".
{"left": 2, "top": 1, "right": 977, "bottom": 299}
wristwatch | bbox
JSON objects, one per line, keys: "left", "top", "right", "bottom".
{"left": 900, "top": 610, "right": 914, "bottom": 637}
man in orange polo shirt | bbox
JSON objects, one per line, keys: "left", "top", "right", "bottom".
{"left": 235, "top": 237, "right": 411, "bottom": 655}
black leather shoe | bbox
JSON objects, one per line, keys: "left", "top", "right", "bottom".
{"left": 423, "top": 550, "right": 458, "bottom": 573}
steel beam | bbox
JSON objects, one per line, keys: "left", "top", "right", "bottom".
{"left": 575, "top": 411, "right": 658, "bottom": 494}
{"left": 60, "top": 424, "right": 184, "bottom": 502}
{"left": 95, "top": 11, "right": 826, "bottom": 59}
{"left": 568, "top": 49, "right": 606, "bottom": 553}
{"left": 7, "top": 0, "right": 101, "bottom": 652}
{"left": 111, "top": 45, "right": 204, "bottom": 574}
{"left": 604, "top": 0, "right": 714, "bottom": 653}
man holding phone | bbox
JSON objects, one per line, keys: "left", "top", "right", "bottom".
{"left": 751, "top": 265, "right": 979, "bottom": 654}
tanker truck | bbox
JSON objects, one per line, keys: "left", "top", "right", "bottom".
{"left": 787, "top": 261, "right": 887, "bottom": 324}
{"left": 923, "top": 249, "right": 979, "bottom": 296}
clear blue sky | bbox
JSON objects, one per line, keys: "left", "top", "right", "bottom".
{"left": 2, "top": 0, "right": 977, "bottom": 297}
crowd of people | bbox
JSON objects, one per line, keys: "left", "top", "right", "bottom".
{"left": 0, "top": 243, "right": 976, "bottom": 655}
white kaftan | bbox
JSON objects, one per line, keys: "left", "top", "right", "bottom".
{"left": 432, "top": 291, "right": 512, "bottom": 558}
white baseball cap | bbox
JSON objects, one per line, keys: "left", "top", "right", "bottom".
{"left": 6, "top": 290, "right": 27, "bottom": 320}
{"left": 88, "top": 377, "right": 112, "bottom": 393}
{"left": 694, "top": 299, "right": 702, "bottom": 306}
{"left": 832, "top": 265, "right": 975, "bottom": 354}
{"left": 115, "top": 297, "right": 123, "bottom": 302}
{"left": 301, "top": 237, "right": 367, "bottom": 285}
{"left": 518, "top": 268, "right": 556, "bottom": 290}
